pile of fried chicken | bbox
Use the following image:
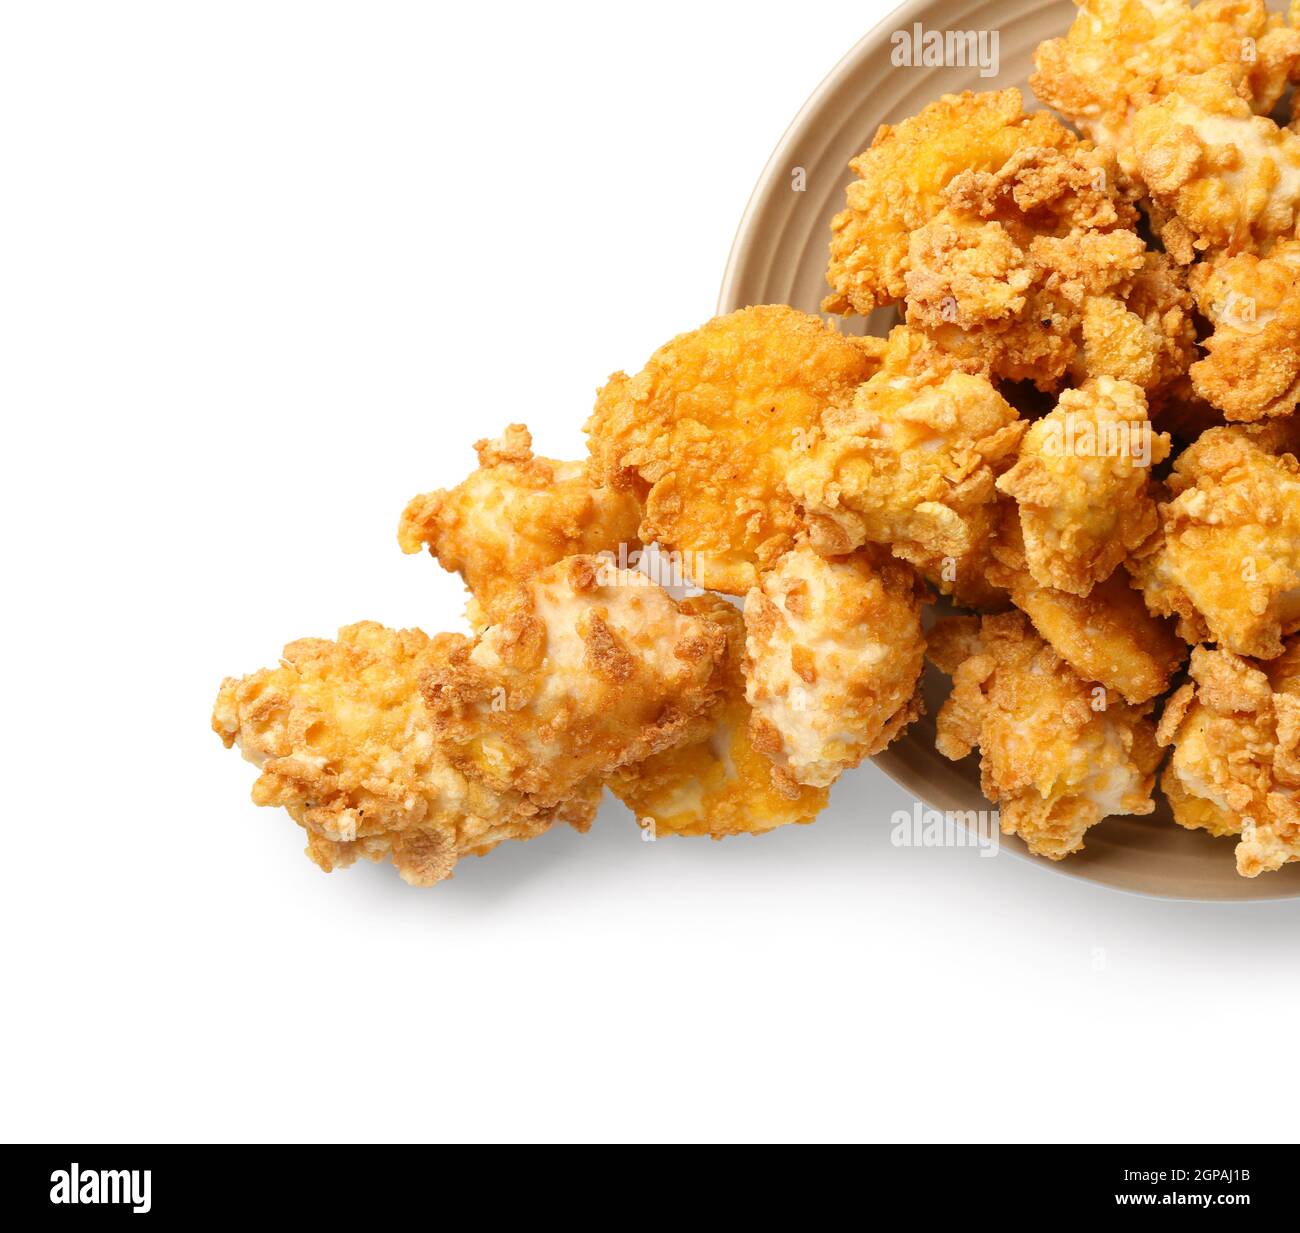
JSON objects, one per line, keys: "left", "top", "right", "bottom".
{"left": 214, "top": 0, "right": 1300, "bottom": 886}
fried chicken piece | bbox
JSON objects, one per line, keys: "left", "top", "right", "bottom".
{"left": 929, "top": 611, "right": 1161, "bottom": 860}
{"left": 422, "top": 555, "right": 727, "bottom": 810}
{"left": 607, "top": 596, "right": 830, "bottom": 837}
{"left": 1129, "top": 423, "right": 1300, "bottom": 658}
{"left": 786, "top": 327, "right": 1026, "bottom": 586}
{"left": 399, "top": 424, "right": 643, "bottom": 627}
{"left": 584, "top": 306, "right": 879, "bottom": 595}
{"left": 997, "top": 377, "right": 1171, "bottom": 596}
{"left": 212, "top": 622, "right": 599, "bottom": 887}
{"left": 743, "top": 543, "right": 926, "bottom": 791}
{"left": 1157, "top": 640, "right": 1300, "bottom": 875}
{"left": 1032, "top": 0, "right": 1300, "bottom": 179}
{"left": 1189, "top": 241, "right": 1300, "bottom": 420}
{"left": 1131, "top": 66, "right": 1300, "bottom": 260}
{"left": 824, "top": 88, "right": 1082, "bottom": 316}
{"left": 902, "top": 145, "right": 1153, "bottom": 389}
{"left": 1070, "top": 253, "right": 1198, "bottom": 407}
{"left": 987, "top": 507, "right": 1187, "bottom": 704}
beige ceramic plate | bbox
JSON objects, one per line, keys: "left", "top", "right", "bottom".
{"left": 720, "top": 0, "right": 1300, "bottom": 899}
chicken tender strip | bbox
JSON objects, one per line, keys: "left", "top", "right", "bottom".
{"left": 824, "top": 88, "right": 1082, "bottom": 316}
{"left": 422, "top": 555, "right": 727, "bottom": 809}
{"left": 1157, "top": 640, "right": 1300, "bottom": 875}
{"left": 399, "top": 424, "right": 642, "bottom": 627}
{"left": 987, "top": 505, "right": 1187, "bottom": 705}
{"left": 786, "top": 327, "right": 1026, "bottom": 587}
{"left": 1189, "top": 241, "right": 1300, "bottom": 420}
{"left": 585, "top": 306, "right": 880, "bottom": 595}
{"left": 1131, "top": 66, "right": 1300, "bottom": 260}
{"left": 212, "top": 622, "right": 599, "bottom": 887}
{"left": 1032, "top": 0, "right": 1300, "bottom": 180}
{"left": 997, "top": 377, "right": 1171, "bottom": 596}
{"left": 929, "top": 611, "right": 1161, "bottom": 861}
{"left": 608, "top": 596, "right": 830, "bottom": 837}
{"left": 1129, "top": 423, "right": 1300, "bottom": 658}
{"left": 743, "top": 543, "right": 926, "bottom": 791}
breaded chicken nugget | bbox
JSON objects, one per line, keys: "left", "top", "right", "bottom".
{"left": 997, "top": 377, "right": 1171, "bottom": 596}
{"left": 743, "top": 543, "right": 926, "bottom": 791}
{"left": 1070, "top": 253, "right": 1198, "bottom": 408}
{"left": 1032, "top": 0, "right": 1300, "bottom": 179}
{"left": 607, "top": 596, "right": 830, "bottom": 837}
{"left": 987, "top": 506, "right": 1187, "bottom": 704}
{"left": 1131, "top": 66, "right": 1300, "bottom": 260}
{"left": 422, "top": 555, "right": 727, "bottom": 809}
{"left": 786, "top": 326, "right": 1026, "bottom": 580}
{"left": 1189, "top": 241, "right": 1300, "bottom": 420}
{"left": 212, "top": 622, "right": 599, "bottom": 887}
{"left": 929, "top": 611, "right": 1161, "bottom": 860}
{"left": 901, "top": 144, "right": 1152, "bottom": 389}
{"left": 585, "top": 306, "right": 879, "bottom": 595}
{"left": 1129, "top": 423, "right": 1300, "bottom": 658}
{"left": 824, "top": 89, "right": 1081, "bottom": 316}
{"left": 1157, "top": 640, "right": 1300, "bottom": 875}
{"left": 399, "top": 424, "right": 642, "bottom": 626}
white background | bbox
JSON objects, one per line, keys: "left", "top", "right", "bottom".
{"left": 2, "top": 0, "right": 1296, "bottom": 1144}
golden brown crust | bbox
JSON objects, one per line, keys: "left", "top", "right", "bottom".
{"left": 211, "top": 622, "right": 599, "bottom": 886}
{"left": 399, "top": 424, "right": 642, "bottom": 626}
{"left": 422, "top": 556, "right": 728, "bottom": 809}
{"left": 929, "top": 610, "right": 1161, "bottom": 861}
{"left": 584, "top": 306, "right": 878, "bottom": 595}
{"left": 607, "top": 595, "right": 831, "bottom": 837}
{"left": 743, "top": 543, "right": 926, "bottom": 789}
{"left": 1158, "top": 640, "right": 1300, "bottom": 875}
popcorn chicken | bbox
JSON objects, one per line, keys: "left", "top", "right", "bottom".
{"left": 399, "top": 425, "right": 642, "bottom": 627}
{"left": 785, "top": 327, "right": 1026, "bottom": 580}
{"left": 1129, "top": 423, "right": 1300, "bottom": 658}
{"left": 212, "top": 622, "right": 600, "bottom": 887}
{"left": 824, "top": 88, "right": 1083, "bottom": 316}
{"left": 929, "top": 611, "right": 1162, "bottom": 860}
{"left": 997, "top": 377, "right": 1171, "bottom": 596}
{"left": 1131, "top": 66, "right": 1300, "bottom": 260}
{"left": 1157, "top": 640, "right": 1300, "bottom": 875}
{"left": 1032, "top": 0, "right": 1300, "bottom": 180}
{"left": 1188, "top": 241, "right": 1300, "bottom": 420}
{"left": 608, "top": 596, "right": 830, "bottom": 837}
{"left": 1071, "top": 253, "right": 1198, "bottom": 408}
{"left": 987, "top": 505, "right": 1187, "bottom": 705}
{"left": 422, "top": 556, "right": 728, "bottom": 810}
{"left": 743, "top": 543, "right": 926, "bottom": 791}
{"left": 585, "top": 306, "right": 879, "bottom": 595}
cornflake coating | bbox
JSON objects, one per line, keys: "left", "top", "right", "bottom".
{"left": 824, "top": 88, "right": 1080, "bottom": 315}
{"left": 399, "top": 424, "right": 642, "bottom": 627}
{"left": 988, "top": 506, "right": 1187, "bottom": 705}
{"left": 1189, "top": 242, "right": 1300, "bottom": 420}
{"left": 585, "top": 305, "right": 879, "bottom": 595}
{"left": 1071, "top": 253, "right": 1198, "bottom": 408}
{"left": 743, "top": 543, "right": 926, "bottom": 791}
{"left": 1129, "top": 423, "right": 1300, "bottom": 658}
{"left": 211, "top": 623, "right": 598, "bottom": 887}
{"left": 422, "top": 555, "right": 727, "bottom": 810}
{"left": 929, "top": 611, "right": 1161, "bottom": 860}
{"left": 1032, "top": 0, "right": 1300, "bottom": 179}
{"left": 997, "top": 377, "right": 1171, "bottom": 596}
{"left": 786, "top": 327, "right": 1026, "bottom": 580}
{"left": 607, "top": 596, "right": 830, "bottom": 837}
{"left": 1131, "top": 66, "right": 1300, "bottom": 260}
{"left": 902, "top": 144, "right": 1152, "bottom": 389}
{"left": 1157, "top": 640, "right": 1300, "bottom": 875}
